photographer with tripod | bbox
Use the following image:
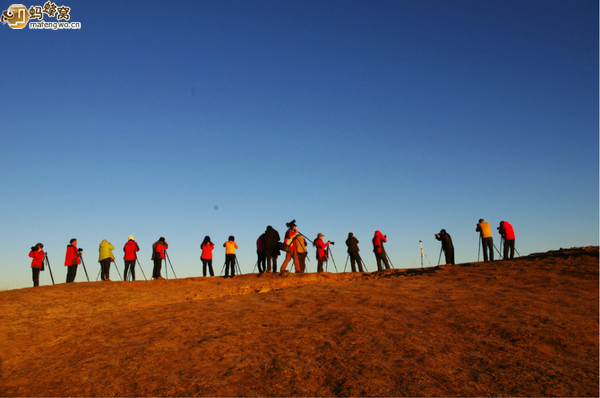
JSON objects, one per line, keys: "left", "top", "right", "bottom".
{"left": 372, "top": 230, "right": 391, "bottom": 271}
{"left": 123, "top": 236, "right": 140, "bottom": 281}
{"left": 223, "top": 235, "right": 238, "bottom": 278}
{"left": 476, "top": 218, "right": 494, "bottom": 262}
{"left": 151, "top": 237, "right": 168, "bottom": 280}
{"left": 98, "top": 239, "right": 115, "bottom": 281}
{"left": 28, "top": 243, "right": 45, "bottom": 287}
{"left": 345, "top": 233, "right": 363, "bottom": 272}
{"left": 263, "top": 225, "right": 280, "bottom": 272}
{"left": 280, "top": 220, "right": 300, "bottom": 274}
{"left": 497, "top": 221, "right": 516, "bottom": 259}
{"left": 435, "top": 229, "right": 455, "bottom": 265}
{"left": 64, "top": 238, "right": 81, "bottom": 283}
{"left": 314, "top": 233, "right": 332, "bottom": 273}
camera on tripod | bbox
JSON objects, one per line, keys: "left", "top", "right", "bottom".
{"left": 78, "top": 248, "right": 84, "bottom": 252}
{"left": 330, "top": 241, "right": 335, "bottom": 245}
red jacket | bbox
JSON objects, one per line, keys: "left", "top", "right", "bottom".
{"left": 64, "top": 245, "right": 80, "bottom": 266}
{"left": 284, "top": 229, "right": 298, "bottom": 251}
{"left": 201, "top": 243, "right": 214, "bottom": 260}
{"left": 29, "top": 250, "right": 45, "bottom": 268}
{"left": 153, "top": 241, "right": 168, "bottom": 260}
{"left": 315, "top": 238, "right": 330, "bottom": 260}
{"left": 500, "top": 222, "right": 516, "bottom": 240}
{"left": 123, "top": 240, "right": 140, "bottom": 261}
{"left": 256, "top": 235, "right": 265, "bottom": 251}
{"left": 372, "top": 231, "right": 387, "bottom": 253}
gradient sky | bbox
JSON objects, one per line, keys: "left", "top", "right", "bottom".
{"left": 1, "top": 0, "right": 598, "bottom": 290}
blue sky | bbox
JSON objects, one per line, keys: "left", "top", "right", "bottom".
{"left": 1, "top": 0, "right": 597, "bottom": 289}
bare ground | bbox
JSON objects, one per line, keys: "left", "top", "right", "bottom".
{"left": 0, "top": 247, "right": 598, "bottom": 397}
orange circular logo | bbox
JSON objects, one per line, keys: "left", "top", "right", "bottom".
{"left": 4, "top": 4, "right": 29, "bottom": 29}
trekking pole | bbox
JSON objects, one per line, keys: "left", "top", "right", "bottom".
{"left": 136, "top": 259, "right": 148, "bottom": 281}
{"left": 79, "top": 252, "right": 90, "bottom": 282}
{"left": 44, "top": 253, "right": 55, "bottom": 285}
{"left": 165, "top": 250, "right": 177, "bottom": 279}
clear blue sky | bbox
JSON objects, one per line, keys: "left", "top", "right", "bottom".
{"left": 1, "top": 0, "right": 597, "bottom": 289}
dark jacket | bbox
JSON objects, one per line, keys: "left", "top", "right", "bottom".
{"left": 263, "top": 226, "right": 280, "bottom": 253}
{"left": 436, "top": 233, "right": 453, "bottom": 251}
{"left": 346, "top": 236, "right": 360, "bottom": 253}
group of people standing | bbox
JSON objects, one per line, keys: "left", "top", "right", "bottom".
{"left": 253, "top": 220, "right": 393, "bottom": 275}
{"left": 26, "top": 218, "right": 517, "bottom": 287}
{"left": 433, "top": 218, "right": 517, "bottom": 266}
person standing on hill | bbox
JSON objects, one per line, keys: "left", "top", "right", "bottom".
{"left": 201, "top": 236, "right": 215, "bottom": 277}
{"left": 372, "top": 230, "right": 390, "bottom": 271}
{"left": 29, "top": 243, "right": 45, "bottom": 287}
{"left": 296, "top": 233, "right": 308, "bottom": 273}
{"left": 263, "top": 225, "right": 280, "bottom": 272}
{"left": 64, "top": 238, "right": 81, "bottom": 283}
{"left": 498, "top": 221, "right": 516, "bottom": 259}
{"left": 476, "top": 218, "right": 494, "bottom": 262}
{"left": 314, "top": 233, "right": 331, "bottom": 273}
{"left": 435, "top": 229, "right": 455, "bottom": 265}
{"left": 345, "top": 233, "right": 363, "bottom": 272}
{"left": 152, "top": 237, "right": 168, "bottom": 280}
{"left": 223, "top": 235, "right": 238, "bottom": 278}
{"left": 98, "top": 239, "right": 115, "bottom": 281}
{"left": 123, "top": 236, "right": 140, "bottom": 281}
{"left": 256, "top": 233, "right": 266, "bottom": 273}
{"left": 280, "top": 220, "right": 300, "bottom": 274}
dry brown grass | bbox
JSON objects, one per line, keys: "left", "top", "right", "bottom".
{"left": 0, "top": 247, "right": 597, "bottom": 397}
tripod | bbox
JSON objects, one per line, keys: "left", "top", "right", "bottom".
{"left": 345, "top": 253, "right": 366, "bottom": 272}
{"left": 325, "top": 246, "right": 338, "bottom": 272}
{"left": 79, "top": 253, "right": 90, "bottom": 282}
{"left": 44, "top": 253, "right": 55, "bottom": 285}
{"left": 164, "top": 250, "right": 177, "bottom": 279}
{"left": 135, "top": 259, "right": 148, "bottom": 281}
{"left": 419, "top": 240, "right": 431, "bottom": 268}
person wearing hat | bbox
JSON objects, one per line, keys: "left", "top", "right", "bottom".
{"left": 497, "top": 221, "right": 516, "bottom": 259}
{"left": 476, "top": 218, "right": 494, "bottom": 261}
{"left": 345, "top": 233, "right": 364, "bottom": 272}
{"left": 123, "top": 236, "right": 140, "bottom": 281}
{"left": 28, "top": 243, "right": 45, "bottom": 287}
{"left": 280, "top": 220, "right": 300, "bottom": 273}
{"left": 435, "top": 229, "right": 455, "bottom": 265}
{"left": 314, "top": 233, "right": 331, "bottom": 273}
{"left": 152, "top": 237, "right": 168, "bottom": 280}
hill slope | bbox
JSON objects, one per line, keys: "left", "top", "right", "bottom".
{"left": 0, "top": 247, "right": 598, "bottom": 397}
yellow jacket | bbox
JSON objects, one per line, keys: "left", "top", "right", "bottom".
{"left": 99, "top": 240, "right": 115, "bottom": 261}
